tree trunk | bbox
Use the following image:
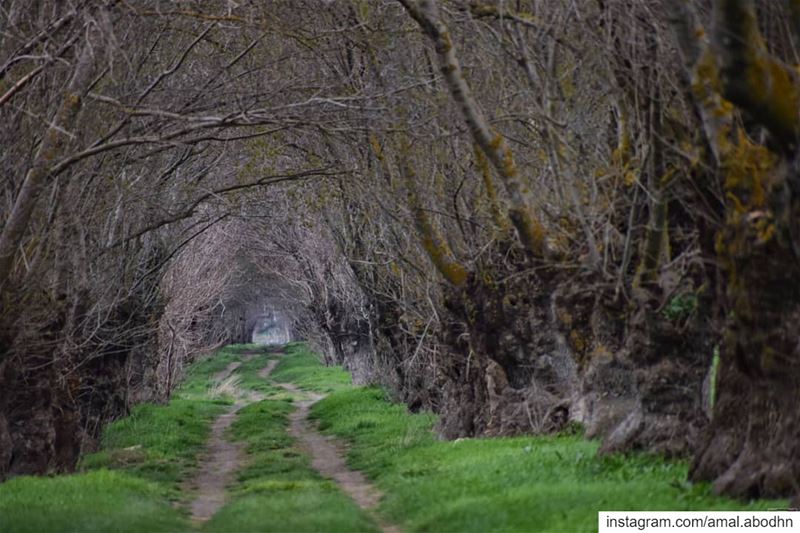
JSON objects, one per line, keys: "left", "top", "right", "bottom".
{"left": 398, "top": 0, "right": 547, "bottom": 256}
{"left": 671, "top": 0, "right": 800, "bottom": 500}
{"left": 690, "top": 133, "right": 800, "bottom": 497}
{"left": 0, "top": 39, "right": 95, "bottom": 290}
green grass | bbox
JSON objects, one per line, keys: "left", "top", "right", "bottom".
{"left": 79, "top": 398, "right": 226, "bottom": 491}
{"left": 235, "top": 352, "right": 286, "bottom": 396}
{"left": 271, "top": 341, "right": 353, "bottom": 393}
{"left": 2, "top": 340, "right": 378, "bottom": 533}
{"left": 203, "top": 399, "right": 378, "bottom": 533}
{"left": 3, "top": 342, "right": 786, "bottom": 533}
{"left": 0, "top": 347, "right": 244, "bottom": 533}
{"left": 178, "top": 346, "right": 244, "bottom": 399}
{"left": 0, "top": 469, "right": 188, "bottom": 533}
{"left": 78, "top": 349, "right": 238, "bottom": 493}
{"left": 301, "top": 360, "right": 789, "bottom": 533}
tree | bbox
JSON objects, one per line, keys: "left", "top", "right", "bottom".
{"left": 672, "top": 0, "right": 800, "bottom": 499}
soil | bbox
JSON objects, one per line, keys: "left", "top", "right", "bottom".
{"left": 213, "top": 361, "right": 241, "bottom": 381}
{"left": 187, "top": 401, "right": 247, "bottom": 522}
{"left": 187, "top": 360, "right": 266, "bottom": 523}
{"left": 278, "top": 381, "right": 400, "bottom": 533}
{"left": 258, "top": 359, "right": 278, "bottom": 379}
{"left": 187, "top": 354, "right": 399, "bottom": 531}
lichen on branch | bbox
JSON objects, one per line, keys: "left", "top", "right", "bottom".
{"left": 714, "top": 0, "right": 800, "bottom": 148}
{"left": 398, "top": 0, "right": 548, "bottom": 257}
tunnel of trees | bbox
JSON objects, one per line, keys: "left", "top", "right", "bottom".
{"left": 1, "top": 0, "right": 798, "bottom": 504}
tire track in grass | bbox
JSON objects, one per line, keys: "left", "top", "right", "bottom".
{"left": 187, "top": 359, "right": 275, "bottom": 523}
{"left": 277, "top": 380, "right": 401, "bottom": 533}
{"left": 187, "top": 402, "right": 247, "bottom": 522}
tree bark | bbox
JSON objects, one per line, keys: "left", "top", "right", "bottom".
{"left": 398, "top": 144, "right": 469, "bottom": 287}
{"left": 398, "top": 0, "right": 547, "bottom": 256}
{"left": 0, "top": 40, "right": 95, "bottom": 291}
{"left": 713, "top": 0, "right": 800, "bottom": 148}
{"left": 672, "top": 0, "right": 800, "bottom": 500}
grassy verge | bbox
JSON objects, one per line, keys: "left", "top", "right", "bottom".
{"left": 78, "top": 398, "right": 226, "bottom": 492}
{"left": 78, "top": 348, "right": 243, "bottom": 494}
{"left": 0, "top": 345, "right": 250, "bottom": 533}
{"left": 266, "top": 346, "right": 788, "bottom": 533}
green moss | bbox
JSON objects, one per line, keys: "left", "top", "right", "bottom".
{"left": 399, "top": 142, "right": 469, "bottom": 287}
{"left": 508, "top": 206, "right": 546, "bottom": 257}
{"left": 717, "top": 0, "right": 800, "bottom": 144}
{"left": 475, "top": 145, "right": 508, "bottom": 232}
{"left": 662, "top": 293, "right": 699, "bottom": 322}
{"left": 709, "top": 345, "right": 721, "bottom": 409}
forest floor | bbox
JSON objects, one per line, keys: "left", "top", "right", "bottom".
{"left": 0, "top": 343, "right": 786, "bottom": 533}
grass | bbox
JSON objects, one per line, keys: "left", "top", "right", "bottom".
{"left": 0, "top": 342, "right": 373, "bottom": 533}
{"left": 179, "top": 347, "right": 243, "bottom": 399}
{"left": 0, "top": 470, "right": 187, "bottom": 533}
{"left": 78, "top": 347, "right": 242, "bottom": 494}
{"left": 79, "top": 398, "right": 226, "bottom": 492}
{"left": 203, "top": 398, "right": 379, "bottom": 533}
{"left": 270, "top": 341, "right": 353, "bottom": 393}
{"left": 283, "top": 351, "right": 791, "bottom": 533}
{"left": 2, "top": 342, "right": 787, "bottom": 533}
{"left": 0, "top": 346, "right": 244, "bottom": 533}
{"left": 234, "top": 351, "right": 285, "bottom": 397}
{"left": 207, "top": 374, "right": 243, "bottom": 400}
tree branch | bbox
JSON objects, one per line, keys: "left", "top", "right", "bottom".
{"left": 397, "top": 0, "right": 547, "bottom": 256}
{"left": 714, "top": 0, "right": 800, "bottom": 148}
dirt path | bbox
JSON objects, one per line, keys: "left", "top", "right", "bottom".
{"left": 187, "top": 359, "right": 276, "bottom": 523}
{"left": 212, "top": 361, "right": 240, "bottom": 381}
{"left": 187, "top": 354, "right": 397, "bottom": 530}
{"left": 257, "top": 359, "right": 279, "bottom": 379}
{"left": 278, "top": 381, "right": 401, "bottom": 533}
{"left": 187, "top": 401, "right": 246, "bottom": 522}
